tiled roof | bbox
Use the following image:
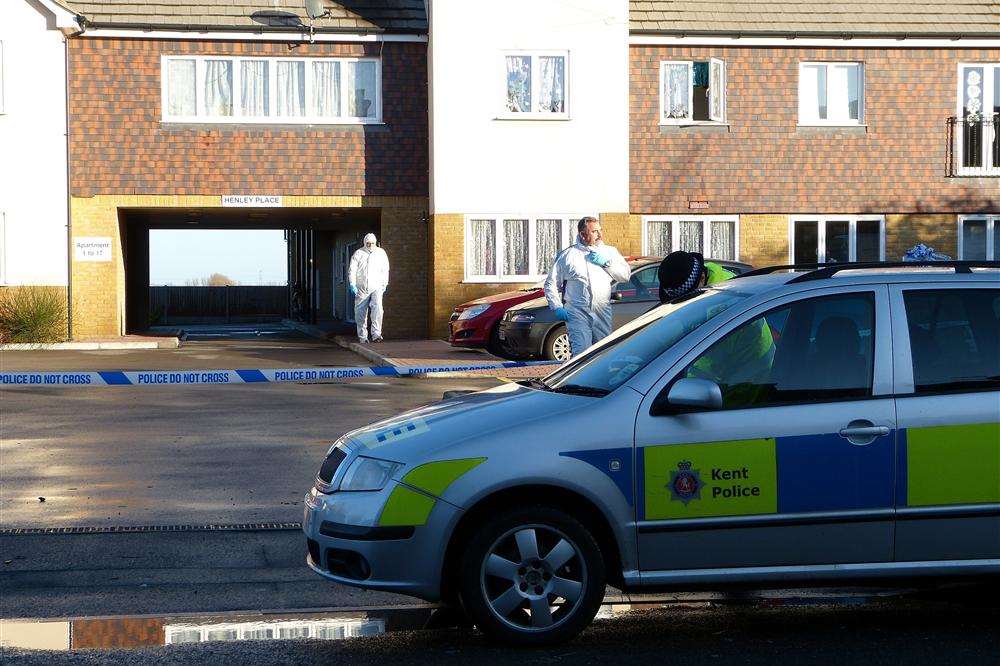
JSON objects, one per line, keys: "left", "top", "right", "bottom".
{"left": 64, "top": 0, "right": 427, "bottom": 33}
{"left": 629, "top": 1, "right": 1000, "bottom": 36}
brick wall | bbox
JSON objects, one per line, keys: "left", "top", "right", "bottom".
{"left": 630, "top": 45, "right": 1000, "bottom": 215}
{"left": 68, "top": 38, "right": 428, "bottom": 197}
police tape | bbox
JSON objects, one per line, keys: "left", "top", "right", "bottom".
{"left": 0, "top": 360, "right": 561, "bottom": 387}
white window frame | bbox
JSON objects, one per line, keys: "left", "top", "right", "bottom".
{"left": 0, "top": 40, "right": 5, "bottom": 114}
{"left": 499, "top": 50, "right": 570, "bottom": 120}
{"left": 659, "top": 59, "right": 727, "bottom": 125}
{"left": 641, "top": 215, "right": 740, "bottom": 260}
{"left": 797, "top": 62, "right": 865, "bottom": 127}
{"left": 788, "top": 215, "right": 886, "bottom": 263}
{"left": 954, "top": 63, "right": 999, "bottom": 176}
{"left": 957, "top": 214, "right": 999, "bottom": 260}
{"left": 463, "top": 215, "right": 581, "bottom": 283}
{"left": 160, "top": 55, "right": 382, "bottom": 124}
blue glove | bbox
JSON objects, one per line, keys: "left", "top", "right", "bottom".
{"left": 349, "top": 284, "right": 357, "bottom": 297}
{"left": 554, "top": 307, "right": 570, "bottom": 321}
{"left": 586, "top": 251, "right": 609, "bottom": 267}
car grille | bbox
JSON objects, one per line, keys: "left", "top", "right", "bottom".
{"left": 317, "top": 447, "right": 347, "bottom": 484}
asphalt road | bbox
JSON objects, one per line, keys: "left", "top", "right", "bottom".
{"left": 4, "top": 600, "right": 999, "bottom": 665}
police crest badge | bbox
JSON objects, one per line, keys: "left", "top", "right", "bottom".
{"left": 668, "top": 460, "right": 703, "bottom": 504}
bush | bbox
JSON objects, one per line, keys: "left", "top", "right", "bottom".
{"left": 0, "top": 287, "right": 68, "bottom": 344}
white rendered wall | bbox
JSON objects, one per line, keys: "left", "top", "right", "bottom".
{"left": 428, "top": 0, "right": 629, "bottom": 215}
{"left": 0, "top": 1, "right": 70, "bottom": 286}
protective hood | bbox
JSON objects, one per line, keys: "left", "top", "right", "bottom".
{"left": 363, "top": 233, "right": 378, "bottom": 248}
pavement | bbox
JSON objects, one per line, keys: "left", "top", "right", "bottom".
{"left": 0, "top": 332, "right": 180, "bottom": 351}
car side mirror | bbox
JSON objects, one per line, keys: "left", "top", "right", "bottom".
{"left": 611, "top": 291, "right": 623, "bottom": 302}
{"left": 650, "top": 378, "right": 723, "bottom": 416}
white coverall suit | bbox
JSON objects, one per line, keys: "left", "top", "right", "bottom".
{"left": 348, "top": 234, "right": 390, "bottom": 342}
{"left": 544, "top": 239, "right": 630, "bottom": 357}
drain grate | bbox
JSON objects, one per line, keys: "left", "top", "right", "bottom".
{"left": 0, "top": 522, "right": 303, "bottom": 536}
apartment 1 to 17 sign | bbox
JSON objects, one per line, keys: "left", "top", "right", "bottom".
{"left": 221, "top": 195, "right": 283, "bottom": 207}
{"left": 74, "top": 237, "right": 113, "bottom": 262}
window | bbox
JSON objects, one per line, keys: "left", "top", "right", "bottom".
{"left": 904, "top": 289, "right": 1000, "bottom": 394}
{"left": 643, "top": 216, "right": 739, "bottom": 260}
{"left": 161, "top": 56, "right": 381, "bottom": 123}
{"left": 502, "top": 51, "right": 568, "bottom": 118}
{"left": 955, "top": 64, "right": 1000, "bottom": 174}
{"left": 790, "top": 216, "right": 884, "bottom": 264}
{"left": 683, "top": 293, "right": 875, "bottom": 410}
{"left": 614, "top": 265, "right": 659, "bottom": 302}
{"left": 660, "top": 59, "right": 726, "bottom": 123}
{"left": 465, "top": 215, "right": 577, "bottom": 281}
{"left": 958, "top": 215, "right": 1000, "bottom": 259}
{"left": 799, "top": 62, "right": 864, "bottom": 125}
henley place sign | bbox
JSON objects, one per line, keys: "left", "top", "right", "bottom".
{"left": 221, "top": 195, "right": 283, "bottom": 207}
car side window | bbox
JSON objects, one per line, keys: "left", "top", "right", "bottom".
{"left": 614, "top": 266, "right": 659, "bottom": 303}
{"left": 680, "top": 293, "right": 875, "bottom": 409}
{"left": 903, "top": 289, "right": 1000, "bottom": 394}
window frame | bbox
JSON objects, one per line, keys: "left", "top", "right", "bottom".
{"left": 797, "top": 61, "right": 865, "bottom": 127}
{"left": 641, "top": 215, "right": 740, "bottom": 261}
{"left": 954, "top": 63, "right": 1000, "bottom": 176}
{"left": 659, "top": 59, "right": 727, "bottom": 125}
{"left": 0, "top": 40, "right": 5, "bottom": 115}
{"left": 463, "top": 214, "right": 580, "bottom": 283}
{"left": 957, "top": 214, "right": 999, "bottom": 260}
{"left": 160, "top": 55, "right": 383, "bottom": 125}
{"left": 788, "top": 215, "right": 886, "bottom": 264}
{"left": 499, "top": 49, "right": 570, "bottom": 120}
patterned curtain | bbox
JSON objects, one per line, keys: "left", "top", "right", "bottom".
{"left": 167, "top": 60, "right": 196, "bottom": 116}
{"left": 277, "top": 61, "right": 306, "bottom": 116}
{"left": 709, "top": 221, "right": 735, "bottom": 260}
{"left": 469, "top": 219, "right": 497, "bottom": 276}
{"left": 662, "top": 64, "right": 690, "bottom": 119}
{"left": 506, "top": 56, "right": 531, "bottom": 112}
{"left": 348, "top": 61, "right": 376, "bottom": 118}
{"left": 539, "top": 56, "right": 565, "bottom": 113}
{"left": 240, "top": 60, "right": 269, "bottom": 117}
{"left": 646, "top": 221, "right": 672, "bottom": 257}
{"left": 679, "top": 221, "right": 703, "bottom": 253}
{"left": 312, "top": 61, "right": 341, "bottom": 117}
{"left": 503, "top": 219, "right": 529, "bottom": 277}
{"left": 203, "top": 60, "right": 233, "bottom": 116}
{"left": 535, "top": 219, "right": 562, "bottom": 274}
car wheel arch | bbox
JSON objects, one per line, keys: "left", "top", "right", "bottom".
{"left": 439, "top": 484, "right": 624, "bottom": 605}
{"left": 542, "top": 324, "right": 569, "bottom": 360}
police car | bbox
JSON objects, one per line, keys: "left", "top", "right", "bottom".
{"left": 304, "top": 261, "right": 1000, "bottom": 645}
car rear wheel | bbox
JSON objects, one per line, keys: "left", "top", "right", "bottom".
{"left": 458, "top": 506, "right": 606, "bottom": 646}
{"left": 543, "top": 326, "right": 571, "bottom": 362}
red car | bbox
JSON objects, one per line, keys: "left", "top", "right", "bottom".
{"left": 448, "top": 283, "right": 543, "bottom": 355}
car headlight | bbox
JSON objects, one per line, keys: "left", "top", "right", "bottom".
{"left": 510, "top": 312, "right": 535, "bottom": 322}
{"left": 457, "top": 304, "right": 490, "bottom": 320}
{"left": 339, "top": 456, "right": 403, "bottom": 492}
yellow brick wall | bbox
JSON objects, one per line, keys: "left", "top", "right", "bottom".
{"left": 886, "top": 214, "right": 959, "bottom": 261}
{"left": 70, "top": 195, "right": 427, "bottom": 339}
{"left": 739, "top": 214, "right": 790, "bottom": 268}
{"left": 428, "top": 212, "right": 632, "bottom": 340}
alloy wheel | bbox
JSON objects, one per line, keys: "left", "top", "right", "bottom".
{"left": 551, "top": 333, "right": 571, "bottom": 361}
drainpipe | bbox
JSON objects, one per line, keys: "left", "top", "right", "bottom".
{"left": 61, "top": 18, "right": 85, "bottom": 339}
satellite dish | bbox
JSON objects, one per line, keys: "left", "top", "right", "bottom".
{"left": 305, "top": 0, "right": 328, "bottom": 20}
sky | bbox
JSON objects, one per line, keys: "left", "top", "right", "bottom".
{"left": 149, "top": 230, "right": 288, "bottom": 286}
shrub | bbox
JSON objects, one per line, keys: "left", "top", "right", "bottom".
{"left": 0, "top": 287, "right": 68, "bottom": 344}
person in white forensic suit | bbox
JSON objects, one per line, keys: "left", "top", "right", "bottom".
{"left": 544, "top": 216, "right": 630, "bottom": 358}
{"left": 348, "top": 233, "right": 390, "bottom": 343}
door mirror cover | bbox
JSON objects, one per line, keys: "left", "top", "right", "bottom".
{"left": 653, "top": 378, "right": 724, "bottom": 415}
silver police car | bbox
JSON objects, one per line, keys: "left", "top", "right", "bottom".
{"left": 304, "top": 262, "right": 1000, "bottom": 645}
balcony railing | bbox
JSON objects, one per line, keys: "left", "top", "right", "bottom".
{"left": 948, "top": 115, "right": 1000, "bottom": 177}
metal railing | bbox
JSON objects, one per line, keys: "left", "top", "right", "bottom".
{"left": 948, "top": 115, "right": 1000, "bottom": 176}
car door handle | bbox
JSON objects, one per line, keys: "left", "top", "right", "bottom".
{"left": 839, "top": 426, "right": 890, "bottom": 438}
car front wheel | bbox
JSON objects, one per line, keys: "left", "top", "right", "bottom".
{"left": 458, "top": 506, "right": 606, "bottom": 646}
{"left": 543, "top": 326, "right": 571, "bottom": 362}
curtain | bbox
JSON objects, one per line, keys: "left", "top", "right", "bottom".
{"left": 506, "top": 56, "right": 531, "bottom": 113}
{"left": 962, "top": 219, "right": 988, "bottom": 260}
{"left": 240, "top": 60, "right": 268, "bottom": 117}
{"left": 679, "top": 221, "right": 703, "bottom": 253}
{"left": 204, "top": 60, "right": 233, "bottom": 116}
{"left": 662, "top": 64, "right": 689, "bottom": 119}
{"left": 800, "top": 64, "right": 827, "bottom": 121}
{"left": 538, "top": 56, "right": 565, "bottom": 113}
{"left": 709, "top": 221, "right": 735, "bottom": 260}
{"left": 277, "top": 61, "right": 305, "bottom": 116}
{"left": 469, "top": 219, "right": 497, "bottom": 276}
{"left": 313, "top": 61, "right": 341, "bottom": 117}
{"left": 167, "top": 59, "right": 197, "bottom": 116}
{"left": 646, "top": 221, "right": 672, "bottom": 257}
{"left": 503, "top": 219, "right": 529, "bottom": 277}
{"left": 535, "top": 219, "right": 562, "bottom": 274}
{"left": 348, "top": 61, "right": 376, "bottom": 118}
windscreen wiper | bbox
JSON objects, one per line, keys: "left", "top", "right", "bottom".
{"left": 517, "top": 378, "right": 551, "bottom": 391}
{"left": 548, "top": 384, "right": 610, "bottom": 397}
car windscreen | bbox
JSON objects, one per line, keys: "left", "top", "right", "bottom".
{"left": 543, "top": 287, "right": 756, "bottom": 394}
